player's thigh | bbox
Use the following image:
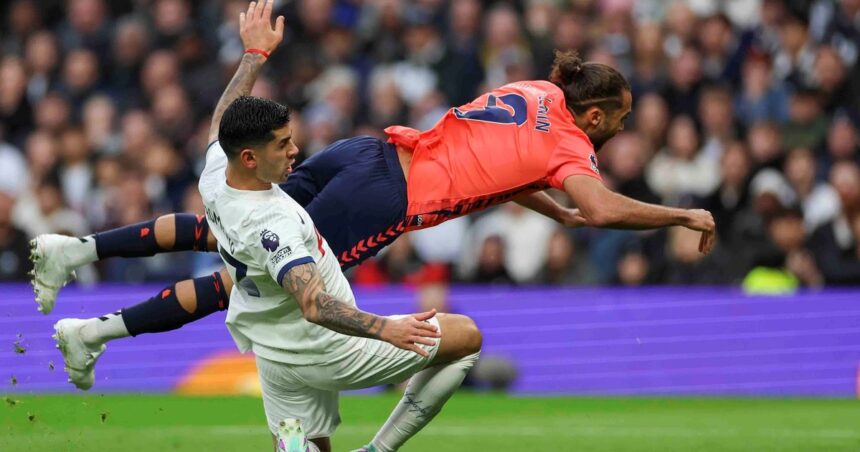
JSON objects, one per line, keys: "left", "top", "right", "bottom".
{"left": 256, "top": 355, "right": 340, "bottom": 440}
{"left": 299, "top": 316, "right": 442, "bottom": 391}
{"left": 430, "top": 313, "right": 482, "bottom": 366}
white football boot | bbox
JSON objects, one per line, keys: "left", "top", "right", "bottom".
{"left": 29, "top": 234, "right": 87, "bottom": 314}
{"left": 53, "top": 318, "right": 106, "bottom": 390}
{"left": 276, "top": 418, "right": 310, "bottom": 452}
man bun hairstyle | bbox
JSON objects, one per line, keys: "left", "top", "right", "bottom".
{"left": 549, "top": 49, "right": 630, "bottom": 115}
{"left": 218, "top": 96, "right": 291, "bottom": 159}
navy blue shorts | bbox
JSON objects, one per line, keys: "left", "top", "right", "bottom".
{"left": 280, "top": 136, "right": 408, "bottom": 268}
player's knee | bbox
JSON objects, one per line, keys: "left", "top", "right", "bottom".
{"left": 461, "top": 315, "right": 483, "bottom": 355}
{"left": 439, "top": 313, "right": 482, "bottom": 357}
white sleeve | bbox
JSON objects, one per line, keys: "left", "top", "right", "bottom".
{"left": 199, "top": 141, "right": 229, "bottom": 200}
{"left": 247, "top": 209, "right": 315, "bottom": 286}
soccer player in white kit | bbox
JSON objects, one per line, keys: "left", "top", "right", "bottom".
{"left": 196, "top": 2, "right": 482, "bottom": 451}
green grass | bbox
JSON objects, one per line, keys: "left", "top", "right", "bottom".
{"left": 2, "top": 393, "right": 859, "bottom": 451}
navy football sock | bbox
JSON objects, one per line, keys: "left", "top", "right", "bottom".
{"left": 94, "top": 214, "right": 211, "bottom": 259}
{"left": 95, "top": 219, "right": 160, "bottom": 258}
{"left": 121, "top": 272, "right": 229, "bottom": 336}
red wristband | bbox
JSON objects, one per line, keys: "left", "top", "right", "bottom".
{"left": 245, "top": 48, "right": 270, "bottom": 59}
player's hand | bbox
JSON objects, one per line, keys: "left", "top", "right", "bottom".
{"left": 682, "top": 209, "right": 716, "bottom": 254}
{"left": 558, "top": 207, "right": 588, "bottom": 228}
{"left": 379, "top": 309, "right": 441, "bottom": 358}
{"left": 239, "top": 0, "right": 284, "bottom": 55}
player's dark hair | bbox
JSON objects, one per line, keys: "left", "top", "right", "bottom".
{"left": 549, "top": 49, "right": 630, "bottom": 115}
{"left": 218, "top": 96, "right": 291, "bottom": 159}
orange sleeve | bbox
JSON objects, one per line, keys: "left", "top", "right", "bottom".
{"left": 547, "top": 135, "right": 603, "bottom": 190}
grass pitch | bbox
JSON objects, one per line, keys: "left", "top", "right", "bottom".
{"left": 2, "top": 393, "right": 859, "bottom": 451}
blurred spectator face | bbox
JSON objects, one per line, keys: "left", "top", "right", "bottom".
{"left": 94, "top": 156, "right": 122, "bottom": 189}
{"left": 69, "top": 0, "right": 106, "bottom": 35}
{"left": 788, "top": 91, "right": 822, "bottom": 124}
{"left": 152, "top": 83, "right": 191, "bottom": 127}
{"left": 34, "top": 94, "right": 71, "bottom": 132}
{"left": 617, "top": 251, "right": 648, "bottom": 286}
{"left": 25, "top": 31, "right": 60, "bottom": 75}
{"left": 546, "top": 230, "right": 574, "bottom": 271}
{"left": 747, "top": 121, "right": 782, "bottom": 165}
{"left": 450, "top": 0, "right": 481, "bottom": 39}
{"left": 553, "top": 13, "right": 586, "bottom": 51}
{"left": 143, "top": 141, "right": 181, "bottom": 177}
{"left": 830, "top": 162, "right": 860, "bottom": 211}
{"left": 121, "top": 110, "right": 157, "bottom": 157}
{"left": 83, "top": 95, "right": 116, "bottom": 148}
{"left": 699, "top": 86, "right": 733, "bottom": 135}
{"left": 827, "top": 117, "right": 859, "bottom": 161}
{"left": 698, "top": 15, "right": 732, "bottom": 57}
{"left": 477, "top": 235, "right": 506, "bottom": 272}
{"left": 669, "top": 226, "right": 706, "bottom": 264}
{"left": 768, "top": 211, "right": 806, "bottom": 252}
{"left": 666, "top": 115, "right": 699, "bottom": 160}
{"left": 606, "top": 132, "right": 648, "bottom": 182}
{"left": 299, "top": 0, "right": 332, "bottom": 35}
{"left": 63, "top": 49, "right": 99, "bottom": 94}
{"left": 153, "top": 0, "right": 191, "bottom": 35}
{"left": 665, "top": 2, "right": 696, "bottom": 42}
{"left": 669, "top": 47, "right": 702, "bottom": 90}
{"left": 784, "top": 148, "right": 816, "bottom": 194}
{"left": 634, "top": 93, "right": 668, "bottom": 146}
{"left": 525, "top": 0, "right": 556, "bottom": 36}
{"left": 141, "top": 51, "right": 180, "bottom": 98}
{"left": 633, "top": 22, "right": 663, "bottom": 60}
{"left": 321, "top": 27, "right": 354, "bottom": 63}
{"left": 8, "top": 0, "right": 40, "bottom": 37}
{"left": 114, "top": 19, "right": 150, "bottom": 67}
{"left": 751, "top": 170, "right": 795, "bottom": 217}
{"left": 813, "top": 47, "right": 846, "bottom": 93}
{"left": 741, "top": 54, "right": 771, "bottom": 97}
{"left": 117, "top": 175, "right": 152, "bottom": 224}
{"left": 720, "top": 142, "right": 751, "bottom": 189}
{"left": 37, "top": 183, "right": 64, "bottom": 215}
{"left": 485, "top": 6, "right": 521, "bottom": 50}
{"left": 369, "top": 74, "right": 404, "bottom": 126}
{"left": 0, "top": 57, "right": 27, "bottom": 109}
{"left": 59, "top": 127, "right": 91, "bottom": 164}
{"left": 25, "top": 131, "right": 59, "bottom": 178}
{"left": 779, "top": 16, "right": 808, "bottom": 55}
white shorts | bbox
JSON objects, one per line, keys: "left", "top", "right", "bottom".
{"left": 255, "top": 315, "right": 441, "bottom": 438}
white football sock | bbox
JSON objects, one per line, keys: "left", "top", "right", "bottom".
{"left": 370, "top": 352, "right": 480, "bottom": 451}
{"left": 79, "top": 311, "right": 130, "bottom": 346}
{"left": 67, "top": 234, "right": 99, "bottom": 267}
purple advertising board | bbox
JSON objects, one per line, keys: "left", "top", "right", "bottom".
{"left": 2, "top": 284, "right": 859, "bottom": 396}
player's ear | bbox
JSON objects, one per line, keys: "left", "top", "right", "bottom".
{"left": 239, "top": 148, "right": 257, "bottom": 169}
{"left": 587, "top": 106, "right": 603, "bottom": 127}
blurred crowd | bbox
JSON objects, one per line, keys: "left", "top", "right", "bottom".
{"left": 0, "top": 0, "right": 859, "bottom": 287}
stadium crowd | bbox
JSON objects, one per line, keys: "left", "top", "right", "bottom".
{"left": 0, "top": 0, "right": 859, "bottom": 287}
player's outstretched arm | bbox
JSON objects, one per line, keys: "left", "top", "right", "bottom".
{"left": 282, "top": 262, "right": 441, "bottom": 357}
{"left": 207, "top": 0, "right": 285, "bottom": 143}
{"left": 564, "top": 175, "right": 716, "bottom": 253}
{"left": 514, "top": 191, "right": 588, "bottom": 228}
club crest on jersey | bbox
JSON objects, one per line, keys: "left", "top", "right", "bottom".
{"left": 260, "top": 229, "right": 280, "bottom": 252}
{"left": 590, "top": 154, "right": 600, "bottom": 174}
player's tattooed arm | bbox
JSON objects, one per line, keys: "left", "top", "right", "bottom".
{"left": 208, "top": 52, "right": 267, "bottom": 143}
{"left": 282, "top": 262, "right": 387, "bottom": 339}
{"left": 208, "top": 0, "right": 285, "bottom": 143}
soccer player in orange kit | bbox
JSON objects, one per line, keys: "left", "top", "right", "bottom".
{"left": 32, "top": 47, "right": 715, "bottom": 389}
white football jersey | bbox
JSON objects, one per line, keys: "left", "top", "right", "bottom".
{"left": 199, "top": 141, "right": 355, "bottom": 365}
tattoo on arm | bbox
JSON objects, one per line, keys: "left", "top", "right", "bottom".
{"left": 283, "top": 263, "right": 387, "bottom": 339}
{"left": 208, "top": 53, "right": 267, "bottom": 142}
